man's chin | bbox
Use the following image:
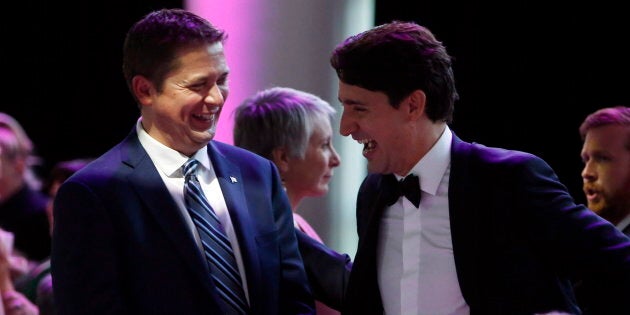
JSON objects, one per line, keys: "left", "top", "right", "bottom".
{"left": 192, "top": 130, "right": 214, "bottom": 143}
{"left": 588, "top": 203, "right": 604, "bottom": 214}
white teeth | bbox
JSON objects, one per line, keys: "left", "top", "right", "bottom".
{"left": 366, "top": 140, "right": 375, "bottom": 150}
{"left": 194, "top": 114, "right": 215, "bottom": 120}
{"left": 357, "top": 139, "right": 376, "bottom": 153}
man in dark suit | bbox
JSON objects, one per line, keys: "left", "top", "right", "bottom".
{"left": 299, "top": 21, "right": 630, "bottom": 314}
{"left": 0, "top": 112, "right": 51, "bottom": 262}
{"left": 51, "top": 9, "right": 315, "bottom": 315}
{"left": 575, "top": 106, "right": 630, "bottom": 313}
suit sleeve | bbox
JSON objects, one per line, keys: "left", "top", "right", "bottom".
{"left": 268, "top": 162, "right": 317, "bottom": 314}
{"left": 51, "top": 180, "right": 125, "bottom": 315}
{"left": 518, "top": 155, "right": 630, "bottom": 312}
{"left": 297, "top": 229, "right": 352, "bottom": 310}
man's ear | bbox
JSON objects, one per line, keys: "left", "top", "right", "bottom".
{"left": 131, "top": 75, "right": 155, "bottom": 106}
{"left": 406, "top": 89, "right": 427, "bottom": 120}
{"left": 271, "top": 147, "right": 290, "bottom": 173}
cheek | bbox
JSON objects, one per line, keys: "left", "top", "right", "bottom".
{"left": 298, "top": 156, "right": 326, "bottom": 183}
{"left": 602, "top": 169, "right": 625, "bottom": 190}
{"left": 314, "top": 157, "right": 332, "bottom": 184}
{"left": 621, "top": 177, "right": 630, "bottom": 194}
{"left": 313, "top": 152, "right": 329, "bottom": 168}
{"left": 219, "top": 86, "right": 229, "bottom": 101}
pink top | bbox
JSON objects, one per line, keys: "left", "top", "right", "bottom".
{"left": 293, "top": 213, "right": 341, "bottom": 315}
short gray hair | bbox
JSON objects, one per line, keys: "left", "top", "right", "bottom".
{"left": 233, "top": 87, "right": 336, "bottom": 159}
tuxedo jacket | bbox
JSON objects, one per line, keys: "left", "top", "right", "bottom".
{"left": 51, "top": 128, "right": 315, "bottom": 315}
{"left": 574, "top": 216, "right": 630, "bottom": 314}
{"left": 300, "top": 133, "right": 630, "bottom": 315}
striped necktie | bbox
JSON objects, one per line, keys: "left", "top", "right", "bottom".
{"left": 183, "top": 159, "right": 249, "bottom": 315}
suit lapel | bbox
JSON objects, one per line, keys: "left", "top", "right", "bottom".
{"left": 448, "top": 134, "right": 481, "bottom": 307}
{"left": 206, "top": 142, "right": 261, "bottom": 301}
{"left": 207, "top": 142, "right": 251, "bottom": 242}
{"left": 346, "top": 174, "right": 396, "bottom": 314}
{"left": 121, "top": 131, "right": 219, "bottom": 298}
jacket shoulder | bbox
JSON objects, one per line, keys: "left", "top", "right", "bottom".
{"left": 453, "top": 135, "right": 546, "bottom": 170}
{"left": 211, "top": 140, "right": 269, "bottom": 162}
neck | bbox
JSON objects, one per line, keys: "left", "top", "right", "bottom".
{"left": 286, "top": 189, "right": 302, "bottom": 212}
{"left": 396, "top": 122, "right": 447, "bottom": 176}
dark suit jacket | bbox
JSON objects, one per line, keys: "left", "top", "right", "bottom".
{"left": 574, "top": 217, "right": 630, "bottom": 314}
{"left": 51, "top": 128, "right": 315, "bottom": 315}
{"left": 300, "top": 133, "right": 630, "bottom": 315}
{"left": 297, "top": 229, "right": 352, "bottom": 310}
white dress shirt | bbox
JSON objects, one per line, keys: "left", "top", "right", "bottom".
{"left": 377, "top": 126, "right": 469, "bottom": 315}
{"left": 135, "top": 119, "right": 250, "bottom": 302}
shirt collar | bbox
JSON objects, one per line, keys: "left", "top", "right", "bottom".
{"left": 136, "top": 118, "right": 210, "bottom": 177}
{"left": 398, "top": 126, "right": 452, "bottom": 196}
{"left": 616, "top": 212, "right": 630, "bottom": 232}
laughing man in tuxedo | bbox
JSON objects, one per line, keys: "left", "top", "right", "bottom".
{"left": 298, "top": 21, "right": 630, "bottom": 315}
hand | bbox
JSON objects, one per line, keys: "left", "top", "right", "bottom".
{"left": 7, "top": 255, "right": 31, "bottom": 280}
{"left": 2, "top": 290, "right": 39, "bottom": 315}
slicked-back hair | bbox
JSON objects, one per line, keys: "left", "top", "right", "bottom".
{"left": 580, "top": 106, "right": 630, "bottom": 150}
{"left": 330, "top": 20, "right": 458, "bottom": 123}
{"left": 233, "top": 87, "right": 336, "bottom": 160}
{"left": 122, "top": 8, "right": 227, "bottom": 101}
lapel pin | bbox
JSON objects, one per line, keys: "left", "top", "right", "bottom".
{"left": 230, "top": 176, "right": 238, "bottom": 183}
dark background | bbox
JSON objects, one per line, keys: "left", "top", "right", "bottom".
{"left": 4, "top": 0, "right": 182, "bottom": 178}
{"left": 4, "top": 0, "right": 630, "bottom": 205}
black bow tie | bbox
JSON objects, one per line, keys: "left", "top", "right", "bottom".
{"left": 383, "top": 174, "right": 421, "bottom": 208}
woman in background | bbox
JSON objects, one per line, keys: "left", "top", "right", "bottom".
{"left": 234, "top": 86, "right": 341, "bottom": 314}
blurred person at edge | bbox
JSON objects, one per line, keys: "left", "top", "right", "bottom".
{"left": 234, "top": 86, "right": 342, "bottom": 315}
{"left": 0, "top": 227, "right": 39, "bottom": 315}
{"left": 580, "top": 106, "right": 630, "bottom": 234}
{"left": 574, "top": 106, "right": 630, "bottom": 314}
{"left": 0, "top": 112, "right": 51, "bottom": 263}
{"left": 0, "top": 112, "right": 45, "bottom": 315}
{"left": 15, "top": 158, "right": 92, "bottom": 315}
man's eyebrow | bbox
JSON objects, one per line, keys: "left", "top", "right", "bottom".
{"left": 339, "top": 98, "right": 363, "bottom": 105}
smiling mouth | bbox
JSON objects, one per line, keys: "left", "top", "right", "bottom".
{"left": 358, "top": 138, "right": 376, "bottom": 155}
{"left": 192, "top": 113, "right": 216, "bottom": 121}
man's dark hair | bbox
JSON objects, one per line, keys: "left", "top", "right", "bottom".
{"left": 331, "top": 21, "right": 458, "bottom": 123}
